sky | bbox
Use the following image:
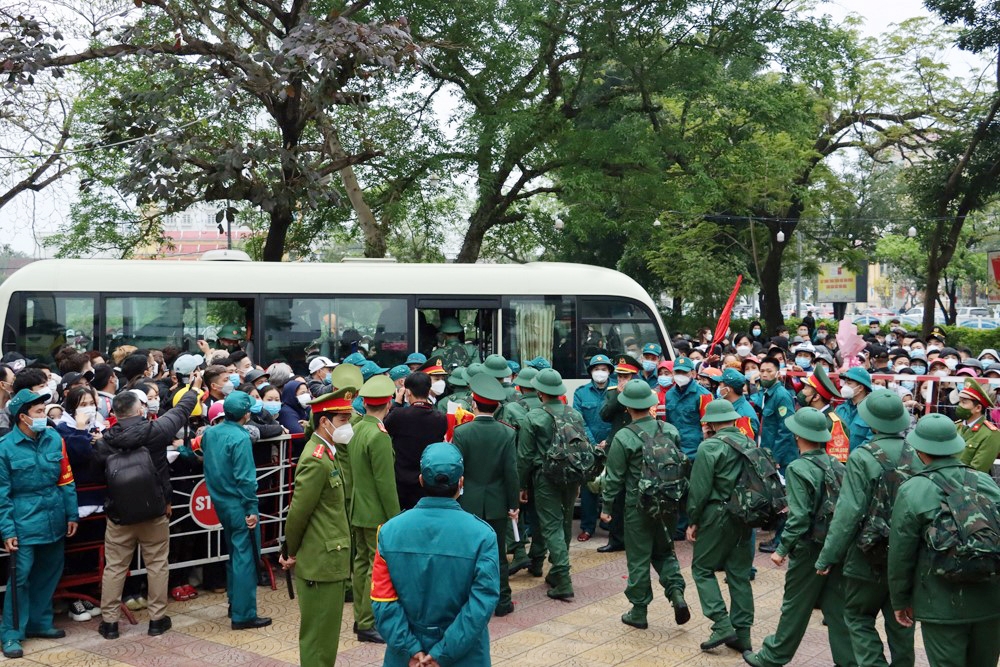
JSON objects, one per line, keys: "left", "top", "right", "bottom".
{"left": 0, "top": 0, "right": 972, "bottom": 257}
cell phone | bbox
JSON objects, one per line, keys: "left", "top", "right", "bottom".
{"left": 197, "top": 335, "right": 205, "bottom": 342}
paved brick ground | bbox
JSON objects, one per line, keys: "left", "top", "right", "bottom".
{"left": 11, "top": 526, "right": 929, "bottom": 666}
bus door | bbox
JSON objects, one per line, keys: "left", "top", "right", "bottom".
{"left": 416, "top": 298, "right": 500, "bottom": 368}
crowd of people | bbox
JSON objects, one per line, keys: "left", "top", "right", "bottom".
{"left": 0, "top": 314, "right": 997, "bottom": 666}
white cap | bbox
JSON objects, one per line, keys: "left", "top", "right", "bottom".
{"left": 174, "top": 354, "right": 204, "bottom": 375}
{"left": 794, "top": 342, "right": 816, "bottom": 355}
{"left": 308, "top": 356, "right": 336, "bottom": 374}
{"left": 129, "top": 389, "right": 148, "bottom": 404}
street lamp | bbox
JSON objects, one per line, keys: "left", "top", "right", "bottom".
{"left": 554, "top": 217, "right": 565, "bottom": 231}
{"left": 907, "top": 226, "right": 917, "bottom": 238}
{"left": 776, "top": 229, "right": 785, "bottom": 243}
{"left": 653, "top": 218, "right": 662, "bottom": 228}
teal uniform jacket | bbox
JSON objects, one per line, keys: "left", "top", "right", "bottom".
{"left": 834, "top": 400, "right": 856, "bottom": 429}
{"left": 202, "top": 421, "right": 259, "bottom": 519}
{"left": 372, "top": 497, "right": 499, "bottom": 666}
{"left": 453, "top": 416, "right": 519, "bottom": 520}
{"left": 888, "top": 458, "right": 1000, "bottom": 624}
{"left": 732, "top": 395, "right": 760, "bottom": 438}
{"left": 664, "top": 381, "right": 711, "bottom": 458}
{"left": 0, "top": 426, "right": 77, "bottom": 545}
{"left": 835, "top": 400, "right": 873, "bottom": 452}
{"left": 751, "top": 382, "right": 797, "bottom": 467}
{"left": 815, "top": 434, "right": 923, "bottom": 581}
{"left": 573, "top": 381, "right": 612, "bottom": 444}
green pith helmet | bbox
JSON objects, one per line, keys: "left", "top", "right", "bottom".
{"left": 858, "top": 390, "right": 910, "bottom": 434}
{"left": 439, "top": 317, "right": 464, "bottom": 334}
{"left": 784, "top": 407, "right": 832, "bottom": 444}
{"left": 700, "top": 399, "right": 741, "bottom": 423}
{"left": 448, "top": 367, "right": 469, "bottom": 388}
{"left": 483, "top": 354, "right": 510, "bottom": 379}
{"left": 618, "top": 379, "right": 657, "bottom": 410}
{"left": 466, "top": 362, "right": 485, "bottom": 379}
{"left": 906, "top": 413, "right": 965, "bottom": 456}
{"left": 217, "top": 323, "right": 246, "bottom": 341}
{"left": 469, "top": 373, "right": 507, "bottom": 403}
{"left": 531, "top": 368, "right": 567, "bottom": 397}
{"left": 514, "top": 366, "right": 538, "bottom": 388}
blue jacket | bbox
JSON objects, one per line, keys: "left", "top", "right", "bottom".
{"left": 0, "top": 425, "right": 78, "bottom": 545}
{"left": 572, "top": 381, "right": 611, "bottom": 444}
{"left": 664, "top": 381, "right": 711, "bottom": 458}
{"left": 732, "top": 395, "right": 760, "bottom": 439}
{"left": 751, "top": 382, "right": 798, "bottom": 468}
{"left": 278, "top": 381, "right": 309, "bottom": 434}
{"left": 373, "top": 496, "right": 499, "bottom": 666}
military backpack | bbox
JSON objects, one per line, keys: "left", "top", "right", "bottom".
{"left": 627, "top": 422, "right": 689, "bottom": 521}
{"left": 439, "top": 342, "right": 472, "bottom": 369}
{"left": 540, "top": 405, "right": 599, "bottom": 485}
{"left": 804, "top": 454, "right": 844, "bottom": 543}
{"left": 857, "top": 441, "right": 918, "bottom": 567}
{"left": 920, "top": 467, "right": 1000, "bottom": 583}
{"left": 718, "top": 433, "right": 787, "bottom": 529}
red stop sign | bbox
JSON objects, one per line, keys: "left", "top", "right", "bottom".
{"left": 190, "top": 478, "right": 221, "bottom": 529}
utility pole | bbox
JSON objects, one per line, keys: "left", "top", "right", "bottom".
{"left": 795, "top": 230, "right": 802, "bottom": 318}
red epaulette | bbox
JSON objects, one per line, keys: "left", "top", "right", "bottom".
{"left": 985, "top": 421, "right": 998, "bottom": 431}
{"left": 378, "top": 422, "right": 388, "bottom": 434}
{"left": 312, "top": 443, "right": 326, "bottom": 458}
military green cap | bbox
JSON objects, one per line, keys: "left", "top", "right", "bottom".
{"left": 783, "top": 407, "right": 832, "bottom": 444}
{"left": 719, "top": 368, "right": 747, "bottom": 388}
{"left": 8, "top": 389, "right": 47, "bottom": 418}
{"left": 466, "top": 362, "right": 485, "bottom": 379}
{"left": 858, "top": 389, "right": 909, "bottom": 434}
{"left": 217, "top": 323, "right": 246, "bottom": 341}
{"left": 806, "top": 364, "right": 841, "bottom": 400}
{"left": 331, "top": 363, "right": 362, "bottom": 392}
{"left": 841, "top": 367, "right": 873, "bottom": 391}
{"left": 618, "top": 379, "right": 657, "bottom": 410}
{"left": 906, "top": 413, "right": 965, "bottom": 456}
{"left": 439, "top": 317, "right": 464, "bottom": 334}
{"left": 448, "top": 367, "right": 469, "bottom": 388}
{"left": 359, "top": 375, "right": 396, "bottom": 404}
{"left": 420, "top": 442, "right": 464, "bottom": 487}
{"left": 469, "top": 373, "right": 507, "bottom": 403}
{"left": 483, "top": 354, "right": 510, "bottom": 379}
{"left": 701, "top": 399, "right": 741, "bottom": 423}
{"left": 514, "top": 366, "right": 538, "bottom": 388}
{"left": 531, "top": 368, "right": 566, "bottom": 396}
{"left": 223, "top": 391, "right": 253, "bottom": 420}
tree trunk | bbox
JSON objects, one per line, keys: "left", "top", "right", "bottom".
{"left": 921, "top": 256, "right": 940, "bottom": 335}
{"left": 758, "top": 228, "right": 787, "bottom": 335}
{"left": 262, "top": 205, "right": 293, "bottom": 261}
{"left": 456, "top": 206, "right": 496, "bottom": 263}
{"left": 340, "top": 164, "right": 385, "bottom": 258}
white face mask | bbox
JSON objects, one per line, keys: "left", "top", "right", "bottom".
{"left": 746, "top": 369, "right": 760, "bottom": 382}
{"left": 331, "top": 423, "right": 354, "bottom": 444}
{"left": 503, "top": 375, "right": 513, "bottom": 385}
{"left": 147, "top": 399, "right": 160, "bottom": 413}
{"left": 933, "top": 369, "right": 949, "bottom": 378}
{"left": 591, "top": 370, "right": 610, "bottom": 384}
{"left": 431, "top": 380, "right": 446, "bottom": 396}
{"left": 736, "top": 345, "right": 751, "bottom": 358}
{"left": 150, "top": 362, "right": 158, "bottom": 377}
{"left": 673, "top": 374, "right": 691, "bottom": 387}
{"left": 297, "top": 394, "right": 312, "bottom": 408}
{"left": 840, "top": 385, "right": 855, "bottom": 400}
{"left": 77, "top": 405, "right": 97, "bottom": 419}
{"left": 944, "top": 358, "right": 958, "bottom": 370}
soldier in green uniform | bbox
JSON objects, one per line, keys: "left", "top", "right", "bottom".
{"left": 687, "top": 400, "right": 755, "bottom": 652}
{"left": 437, "top": 367, "right": 471, "bottom": 414}
{"left": 452, "top": 374, "right": 520, "bottom": 616}
{"left": 597, "top": 356, "right": 637, "bottom": 554}
{"left": 431, "top": 317, "right": 480, "bottom": 367}
{"left": 482, "top": 354, "right": 519, "bottom": 404}
{"left": 517, "top": 368, "right": 585, "bottom": 599}
{"left": 888, "top": 413, "right": 1000, "bottom": 667}
{"left": 742, "top": 408, "right": 855, "bottom": 667}
{"left": 599, "top": 380, "right": 689, "bottom": 630}
{"left": 504, "top": 366, "right": 540, "bottom": 575}
{"left": 349, "top": 375, "right": 401, "bottom": 643}
{"left": 954, "top": 377, "right": 1000, "bottom": 472}
{"left": 814, "top": 390, "right": 918, "bottom": 667}
{"left": 281, "top": 388, "right": 356, "bottom": 667}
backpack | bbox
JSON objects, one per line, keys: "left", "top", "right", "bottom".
{"left": 803, "top": 455, "right": 844, "bottom": 543}
{"left": 920, "top": 467, "right": 1000, "bottom": 583}
{"left": 439, "top": 342, "right": 471, "bottom": 369}
{"left": 540, "top": 406, "right": 597, "bottom": 486}
{"left": 857, "top": 442, "right": 918, "bottom": 567}
{"left": 627, "top": 422, "right": 689, "bottom": 521}
{"left": 718, "top": 433, "right": 787, "bottom": 529}
{"left": 105, "top": 423, "right": 166, "bottom": 525}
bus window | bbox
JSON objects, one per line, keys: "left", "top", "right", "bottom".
{"left": 503, "top": 297, "right": 576, "bottom": 378}
{"left": 264, "top": 297, "right": 408, "bottom": 374}
{"left": 104, "top": 296, "right": 252, "bottom": 357}
{"left": 579, "top": 297, "right": 663, "bottom": 373}
{"left": 7, "top": 292, "right": 97, "bottom": 366}
{"left": 418, "top": 307, "right": 496, "bottom": 367}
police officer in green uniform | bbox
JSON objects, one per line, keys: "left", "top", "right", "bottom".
{"left": 888, "top": 413, "right": 1000, "bottom": 667}
{"left": 437, "top": 367, "right": 471, "bottom": 414}
{"left": 281, "top": 388, "right": 355, "bottom": 667}
{"left": 201, "top": 391, "right": 271, "bottom": 630}
{"left": 452, "top": 374, "right": 519, "bottom": 616}
{"left": 517, "top": 368, "right": 585, "bottom": 599}
{"left": 328, "top": 363, "right": 364, "bottom": 509}
{"left": 954, "top": 377, "right": 1000, "bottom": 472}
{"left": 687, "top": 399, "right": 754, "bottom": 652}
{"left": 504, "top": 366, "right": 540, "bottom": 574}
{"left": 349, "top": 375, "right": 400, "bottom": 643}
{"left": 815, "top": 390, "right": 918, "bottom": 667}
{"left": 742, "top": 408, "right": 855, "bottom": 667}
{"left": 0, "top": 390, "right": 78, "bottom": 659}
{"left": 432, "top": 317, "right": 480, "bottom": 367}
{"left": 599, "top": 380, "right": 689, "bottom": 630}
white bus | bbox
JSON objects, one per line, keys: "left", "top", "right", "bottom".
{"left": 0, "top": 254, "right": 672, "bottom": 382}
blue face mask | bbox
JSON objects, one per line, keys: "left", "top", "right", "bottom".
{"left": 779, "top": 362, "right": 786, "bottom": 370}
{"left": 901, "top": 381, "right": 916, "bottom": 391}
{"left": 229, "top": 373, "right": 240, "bottom": 387}
{"left": 795, "top": 357, "right": 812, "bottom": 370}
{"left": 250, "top": 399, "right": 263, "bottom": 415}
{"left": 657, "top": 375, "right": 672, "bottom": 388}
{"left": 752, "top": 328, "right": 761, "bottom": 336}
{"left": 642, "top": 360, "right": 657, "bottom": 373}
{"left": 263, "top": 400, "right": 281, "bottom": 415}
{"left": 911, "top": 365, "right": 926, "bottom": 375}
{"left": 885, "top": 362, "right": 893, "bottom": 371}
{"left": 324, "top": 371, "right": 333, "bottom": 384}
{"left": 29, "top": 417, "right": 47, "bottom": 433}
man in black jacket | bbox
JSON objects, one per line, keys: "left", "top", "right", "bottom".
{"left": 384, "top": 372, "right": 447, "bottom": 510}
{"left": 93, "top": 372, "right": 203, "bottom": 640}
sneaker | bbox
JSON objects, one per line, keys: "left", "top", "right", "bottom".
{"left": 69, "top": 600, "right": 92, "bottom": 621}
{"left": 82, "top": 600, "right": 97, "bottom": 615}
{"left": 2, "top": 639, "right": 23, "bottom": 658}
{"left": 134, "top": 596, "right": 148, "bottom": 610}
{"left": 124, "top": 596, "right": 143, "bottom": 611}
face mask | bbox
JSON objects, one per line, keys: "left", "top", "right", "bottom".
{"left": 752, "top": 328, "right": 761, "bottom": 336}
{"left": 229, "top": 373, "right": 240, "bottom": 387}
{"left": 673, "top": 374, "right": 691, "bottom": 387}
{"left": 796, "top": 390, "right": 812, "bottom": 408}
{"left": 944, "top": 358, "right": 958, "bottom": 370}
{"left": 716, "top": 387, "right": 728, "bottom": 399}
{"left": 591, "top": 370, "right": 610, "bottom": 384}
{"left": 220, "top": 382, "right": 234, "bottom": 396}
{"left": 146, "top": 400, "right": 160, "bottom": 414}
{"left": 250, "top": 399, "right": 263, "bottom": 415}
{"left": 263, "top": 400, "right": 281, "bottom": 415}
{"left": 746, "top": 369, "right": 760, "bottom": 382}
{"left": 901, "top": 381, "right": 916, "bottom": 392}
{"left": 78, "top": 405, "right": 97, "bottom": 418}
{"left": 150, "top": 362, "right": 158, "bottom": 377}
{"left": 911, "top": 365, "right": 926, "bottom": 375}
{"left": 324, "top": 372, "right": 333, "bottom": 385}
{"left": 795, "top": 357, "right": 812, "bottom": 369}
{"left": 779, "top": 362, "right": 786, "bottom": 370}
{"left": 657, "top": 375, "right": 672, "bottom": 388}
{"left": 642, "top": 360, "right": 657, "bottom": 373}
{"left": 761, "top": 378, "right": 776, "bottom": 388}
{"left": 97, "top": 399, "right": 110, "bottom": 419}
{"left": 331, "top": 423, "right": 354, "bottom": 444}
{"left": 28, "top": 417, "right": 47, "bottom": 433}
{"left": 297, "top": 394, "right": 312, "bottom": 408}
{"left": 840, "top": 385, "right": 855, "bottom": 400}
{"left": 47, "top": 379, "right": 58, "bottom": 397}
{"left": 955, "top": 406, "right": 972, "bottom": 420}
{"left": 503, "top": 375, "right": 513, "bottom": 385}
{"left": 933, "top": 369, "right": 949, "bottom": 378}
{"left": 736, "top": 345, "right": 751, "bottom": 357}
{"left": 870, "top": 327, "right": 880, "bottom": 335}
{"left": 431, "top": 380, "right": 446, "bottom": 396}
